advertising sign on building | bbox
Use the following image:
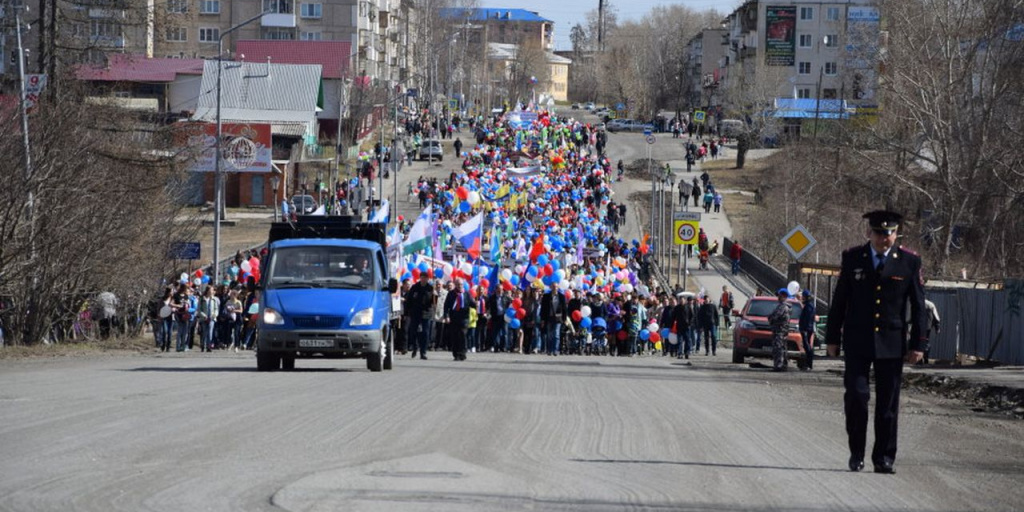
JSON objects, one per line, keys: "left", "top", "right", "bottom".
{"left": 180, "top": 123, "right": 273, "bottom": 173}
{"left": 765, "top": 6, "right": 797, "bottom": 66}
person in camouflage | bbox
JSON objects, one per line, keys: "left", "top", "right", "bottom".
{"left": 768, "top": 288, "right": 793, "bottom": 371}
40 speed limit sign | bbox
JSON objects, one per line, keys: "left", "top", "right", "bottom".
{"left": 673, "top": 220, "right": 699, "bottom": 245}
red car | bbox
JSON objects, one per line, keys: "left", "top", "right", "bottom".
{"left": 731, "top": 296, "right": 808, "bottom": 364}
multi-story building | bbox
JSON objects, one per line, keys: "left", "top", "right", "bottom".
{"left": 719, "top": 0, "right": 879, "bottom": 108}
{"left": 0, "top": 0, "right": 416, "bottom": 87}
{"left": 684, "top": 28, "right": 728, "bottom": 110}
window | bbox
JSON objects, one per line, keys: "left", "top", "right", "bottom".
{"left": 166, "top": 0, "right": 187, "bottom": 13}
{"left": 822, "top": 88, "right": 838, "bottom": 99}
{"left": 166, "top": 27, "right": 187, "bottom": 41}
{"left": 300, "top": 3, "right": 321, "bottom": 18}
{"left": 263, "top": 0, "right": 293, "bottom": 14}
{"left": 798, "top": 62, "right": 811, "bottom": 74}
{"left": 199, "top": 27, "right": 219, "bottom": 43}
{"left": 799, "top": 34, "right": 812, "bottom": 48}
{"left": 824, "top": 62, "right": 837, "bottom": 75}
{"left": 90, "top": 20, "right": 118, "bottom": 38}
{"left": 797, "top": 88, "right": 812, "bottom": 99}
{"left": 826, "top": 7, "right": 840, "bottom": 21}
{"left": 824, "top": 34, "right": 839, "bottom": 48}
{"left": 262, "top": 28, "right": 295, "bottom": 40}
{"left": 800, "top": 7, "right": 813, "bottom": 20}
{"left": 200, "top": 0, "right": 220, "bottom": 14}
{"left": 300, "top": 31, "right": 322, "bottom": 40}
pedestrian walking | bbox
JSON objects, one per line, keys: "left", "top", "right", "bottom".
{"left": 768, "top": 288, "right": 793, "bottom": 371}
{"left": 453, "top": 137, "right": 463, "bottom": 157}
{"left": 799, "top": 290, "right": 816, "bottom": 370}
{"left": 719, "top": 286, "right": 734, "bottom": 330}
{"left": 443, "top": 278, "right": 475, "bottom": 361}
{"left": 698, "top": 298, "right": 719, "bottom": 355}
{"left": 405, "top": 271, "right": 435, "bottom": 360}
{"left": 730, "top": 240, "right": 743, "bottom": 275}
{"left": 679, "top": 179, "right": 689, "bottom": 204}
{"left": 713, "top": 192, "right": 723, "bottom": 213}
{"left": 826, "top": 210, "right": 929, "bottom": 474}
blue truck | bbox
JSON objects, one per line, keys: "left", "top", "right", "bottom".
{"left": 256, "top": 216, "right": 398, "bottom": 372}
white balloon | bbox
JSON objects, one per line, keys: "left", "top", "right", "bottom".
{"left": 468, "top": 191, "right": 481, "bottom": 205}
{"left": 580, "top": 306, "right": 592, "bottom": 318}
{"left": 558, "top": 280, "right": 570, "bottom": 290}
{"left": 460, "top": 262, "right": 473, "bottom": 275}
{"left": 500, "top": 268, "right": 513, "bottom": 281}
{"left": 180, "top": 272, "right": 188, "bottom": 282}
{"left": 648, "top": 323, "right": 659, "bottom": 333}
{"left": 787, "top": 281, "right": 800, "bottom": 297}
{"left": 240, "top": 261, "right": 252, "bottom": 273}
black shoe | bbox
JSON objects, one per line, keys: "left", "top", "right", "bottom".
{"left": 849, "top": 457, "right": 864, "bottom": 472}
{"left": 420, "top": 356, "right": 428, "bottom": 360}
{"left": 873, "top": 460, "right": 895, "bottom": 474}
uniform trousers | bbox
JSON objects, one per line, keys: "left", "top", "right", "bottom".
{"left": 844, "top": 357, "right": 903, "bottom": 465}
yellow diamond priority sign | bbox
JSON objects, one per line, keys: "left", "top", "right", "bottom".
{"left": 781, "top": 224, "right": 817, "bottom": 261}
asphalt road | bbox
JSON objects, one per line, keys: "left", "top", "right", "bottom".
{"left": 1, "top": 350, "right": 1022, "bottom": 512}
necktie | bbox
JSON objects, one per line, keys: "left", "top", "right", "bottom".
{"left": 876, "top": 253, "right": 885, "bottom": 272}
{"left": 457, "top": 293, "right": 463, "bottom": 310}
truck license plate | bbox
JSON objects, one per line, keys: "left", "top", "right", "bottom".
{"left": 299, "top": 339, "right": 334, "bottom": 348}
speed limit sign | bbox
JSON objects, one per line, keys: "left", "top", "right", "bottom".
{"left": 673, "top": 220, "right": 699, "bottom": 245}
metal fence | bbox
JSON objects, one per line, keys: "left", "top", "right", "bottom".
{"left": 723, "top": 238, "right": 788, "bottom": 295}
{"left": 927, "top": 283, "right": 1024, "bottom": 364}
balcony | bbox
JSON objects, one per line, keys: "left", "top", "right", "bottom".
{"left": 92, "top": 35, "right": 126, "bottom": 47}
{"left": 262, "top": 13, "right": 296, "bottom": 27}
{"left": 88, "top": 8, "right": 125, "bottom": 18}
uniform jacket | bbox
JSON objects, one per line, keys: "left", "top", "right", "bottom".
{"left": 672, "top": 303, "right": 694, "bottom": 330}
{"left": 826, "top": 243, "right": 928, "bottom": 359}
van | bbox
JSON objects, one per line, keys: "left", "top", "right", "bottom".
{"left": 719, "top": 119, "right": 745, "bottom": 137}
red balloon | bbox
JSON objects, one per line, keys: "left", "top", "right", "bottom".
{"left": 195, "top": 269, "right": 204, "bottom": 278}
{"left": 502, "top": 281, "right": 513, "bottom": 291}
{"left": 411, "top": 268, "right": 420, "bottom": 280}
{"left": 650, "top": 332, "right": 661, "bottom": 343}
{"left": 469, "top": 288, "right": 478, "bottom": 299}
{"left": 511, "top": 298, "right": 523, "bottom": 309}
{"left": 543, "top": 264, "right": 554, "bottom": 276}
{"left": 456, "top": 186, "right": 469, "bottom": 200}
{"left": 516, "top": 308, "right": 526, "bottom": 320}
{"left": 480, "top": 278, "right": 490, "bottom": 289}
{"left": 572, "top": 310, "right": 583, "bottom": 322}
{"left": 617, "top": 331, "right": 628, "bottom": 341}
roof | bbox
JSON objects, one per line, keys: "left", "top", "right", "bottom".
{"left": 439, "top": 7, "right": 551, "bottom": 23}
{"left": 75, "top": 54, "right": 204, "bottom": 82}
{"left": 271, "top": 238, "right": 381, "bottom": 250}
{"left": 770, "top": 98, "right": 850, "bottom": 119}
{"left": 487, "top": 43, "right": 571, "bottom": 65}
{"left": 192, "top": 60, "right": 322, "bottom": 130}
{"left": 235, "top": 40, "right": 353, "bottom": 79}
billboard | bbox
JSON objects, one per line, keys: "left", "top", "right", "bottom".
{"left": 179, "top": 122, "right": 273, "bottom": 173}
{"left": 845, "top": 6, "right": 881, "bottom": 100}
{"left": 765, "top": 6, "right": 797, "bottom": 66}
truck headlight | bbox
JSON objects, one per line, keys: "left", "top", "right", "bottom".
{"left": 263, "top": 308, "right": 284, "bottom": 325}
{"left": 350, "top": 308, "right": 374, "bottom": 326}
{"left": 739, "top": 320, "right": 755, "bottom": 330}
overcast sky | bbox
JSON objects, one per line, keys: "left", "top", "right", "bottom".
{"left": 478, "top": 0, "right": 742, "bottom": 51}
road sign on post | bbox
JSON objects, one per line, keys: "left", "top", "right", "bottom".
{"left": 781, "top": 224, "right": 817, "bottom": 260}
{"left": 644, "top": 131, "right": 656, "bottom": 144}
{"left": 168, "top": 242, "right": 201, "bottom": 260}
{"left": 693, "top": 110, "right": 706, "bottom": 124}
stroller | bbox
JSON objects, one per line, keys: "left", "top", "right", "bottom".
{"left": 588, "top": 318, "right": 608, "bottom": 355}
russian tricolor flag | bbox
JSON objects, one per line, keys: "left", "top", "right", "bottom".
{"left": 452, "top": 212, "right": 483, "bottom": 260}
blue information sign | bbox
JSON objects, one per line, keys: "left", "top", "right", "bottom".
{"left": 168, "top": 242, "right": 201, "bottom": 260}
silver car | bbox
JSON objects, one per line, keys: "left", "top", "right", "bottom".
{"left": 418, "top": 140, "right": 443, "bottom": 161}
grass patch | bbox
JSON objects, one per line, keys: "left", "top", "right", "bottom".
{"left": 0, "top": 335, "right": 154, "bottom": 359}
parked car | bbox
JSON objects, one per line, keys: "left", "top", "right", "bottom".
{"left": 571, "top": 103, "right": 581, "bottom": 110}
{"left": 584, "top": 102, "right": 596, "bottom": 111}
{"left": 290, "top": 195, "right": 317, "bottom": 215}
{"left": 418, "top": 139, "right": 443, "bottom": 161}
{"left": 719, "top": 119, "right": 746, "bottom": 138}
{"left": 605, "top": 119, "right": 633, "bottom": 132}
{"left": 623, "top": 120, "right": 655, "bottom": 132}
{"left": 731, "top": 296, "right": 810, "bottom": 364}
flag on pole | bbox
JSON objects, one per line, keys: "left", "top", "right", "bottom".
{"left": 402, "top": 206, "right": 432, "bottom": 255}
{"left": 452, "top": 212, "right": 483, "bottom": 260}
{"left": 370, "top": 199, "right": 389, "bottom": 223}
{"left": 489, "top": 224, "right": 502, "bottom": 264}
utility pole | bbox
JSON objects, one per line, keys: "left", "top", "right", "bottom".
{"left": 598, "top": 0, "right": 604, "bottom": 52}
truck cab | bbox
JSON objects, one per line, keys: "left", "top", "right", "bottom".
{"left": 256, "top": 216, "right": 398, "bottom": 372}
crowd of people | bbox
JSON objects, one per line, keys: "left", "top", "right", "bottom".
{"left": 385, "top": 106, "right": 741, "bottom": 361}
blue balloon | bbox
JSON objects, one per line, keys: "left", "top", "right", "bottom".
{"left": 661, "top": 328, "right": 670, "bottom": 338}
{"left": 527, "top": 266, "right": 539, "bottom": 277}
{"left": 506, "top": 307, "right": 516, "bottom": 318}
{"left": 418, "top": 262, "right": 429, "bottom": 273}
{"left": 537, "top": 254, "right": 549, "bottom": 266}
{"left": 509, "top": 318, "right": 521, "bottom": 329}
{"left": 614, "top": 321, "right": 623, "bottom": 331}
{"left": 201, "top": 275, "right": 210, "bottom": 284}
{"left": 459, "top": 201, "right": 471, "bottom": 213}
{"left": 580, "top": 317, "right": 592, "bottom": 329}
{"left": 510, "top": 275, "right": 520, "bottom": 286}
{"left": 594, "top": 317, "right": 607, "bottom": 329}
{"left": 402, "top": 272, "right": 412, "bottom": 281}
{"left": 640, "top": 330, "right": 650, "bottom": 341}
{"left": 551, "top": 259, "right": 561, "bottom": 272}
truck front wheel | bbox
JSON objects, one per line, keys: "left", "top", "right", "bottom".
{"left": 257, "top": 351, "right": 281, "bottom": 371}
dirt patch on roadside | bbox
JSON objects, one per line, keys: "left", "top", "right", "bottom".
{"left": 699, "top": 158, "right": 767, "bottom": 239}
{"left": 903, "top": 372, "right": 1024, "bottom": 419}
{"left": 0, "top": 336, "right": 154, "bottom": 360}
{"left": 625, "top": 158, "right": 666, "bottom": 180}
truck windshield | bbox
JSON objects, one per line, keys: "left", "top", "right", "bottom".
{"left": 746, "top": 300, "right": 802, "bottom": 320}
{"left": 267, "top": 246, "right": 377, "bottom": 290}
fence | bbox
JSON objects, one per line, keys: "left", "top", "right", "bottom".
{"left": 723, "top": 238, "right": 788, "bottom": 295}
{"left": 927, "top": 282, "right": 1024, "bottom": 364}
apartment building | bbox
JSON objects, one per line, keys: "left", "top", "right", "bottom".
{"left": 719, "top": 0, "right": 880, "bottom": 106}
{"left": 0, "top": 0, "right": 415, "bottom": 85}
{"left": 684, "top": 28, "right": 729, "bottom": 110}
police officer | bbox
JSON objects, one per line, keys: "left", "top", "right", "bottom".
{"left": 827, "top": 210, "right": 928, "bottom": 474}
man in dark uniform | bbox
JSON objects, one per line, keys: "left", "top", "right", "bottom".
{"left": 827, "top": 210, "right": 928, "bottom": 475}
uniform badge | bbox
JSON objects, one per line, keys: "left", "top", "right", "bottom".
{"left": 853, "top": 268, "right": 864, "bottom": 281}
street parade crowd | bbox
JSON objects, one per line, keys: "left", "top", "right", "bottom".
{"left": 147, "top": 106, "right": 758, "bottom": 365}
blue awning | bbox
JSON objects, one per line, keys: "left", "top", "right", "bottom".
{"left": 766, "top": 98, "right": 850, "bottom": 119}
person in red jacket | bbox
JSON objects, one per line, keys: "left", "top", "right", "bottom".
{"left": 729, "top": 240, "right": 743, "bottom": 275}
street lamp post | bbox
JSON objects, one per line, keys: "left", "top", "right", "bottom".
{"left": 212, "top": 10, "right": 271, "bottom": 286}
